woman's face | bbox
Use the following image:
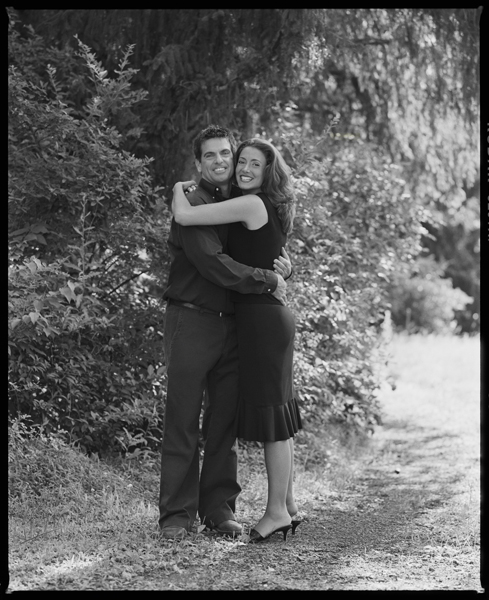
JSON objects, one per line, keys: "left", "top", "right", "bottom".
{"left": 235, "top": 146, "right": 266, "bottom": 195}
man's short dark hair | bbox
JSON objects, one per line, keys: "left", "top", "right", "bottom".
{"left": 193, "top": 125, "right": 237, "bottom": 161}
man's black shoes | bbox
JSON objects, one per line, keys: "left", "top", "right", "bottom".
{"left": 208, "top": 519, "right": 242, "bottom": 537}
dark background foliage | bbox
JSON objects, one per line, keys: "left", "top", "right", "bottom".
{"left": 8, "top": 8, "right": 480, "bottom": 456}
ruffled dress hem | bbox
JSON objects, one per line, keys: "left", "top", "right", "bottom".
{"left": 235, "top": 396, "right": 302, "bottom": 442}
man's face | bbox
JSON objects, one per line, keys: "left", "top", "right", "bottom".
{"left": 195, "top": 138, "right": 234, "bottom": 188}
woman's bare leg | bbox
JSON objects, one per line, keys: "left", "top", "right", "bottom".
{"left": 252, "top": 439, "right": 292, "bottom": 537}
{"left": 286, "top": 438, "right": 298, "bottom": 517}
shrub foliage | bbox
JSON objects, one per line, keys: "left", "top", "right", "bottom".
{"left": 274, "top": 121, "right": 426, "bottom": 430}
{"left": 388, "top": 257, "right": 473, "bottom": 334}
{"left": 8, "top": 18, "right": 167, "bottom": 455}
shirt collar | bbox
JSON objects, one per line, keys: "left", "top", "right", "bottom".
{"left": 198, "top": 178, "right": 225, "bottom": 201}
{"left": 198, "top": 178, "right": 242, "bottom": 201}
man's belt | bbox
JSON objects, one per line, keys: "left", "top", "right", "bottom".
{"left": 167, "top": 299, "right": 233, "bottom": 318}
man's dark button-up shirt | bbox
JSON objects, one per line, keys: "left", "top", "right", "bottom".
{"left": 163, "top": 178, "right": 278, "bottom": 314}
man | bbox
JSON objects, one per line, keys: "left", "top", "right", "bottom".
{"left": 159, "top": 125, "right": 291, "bottom": 540}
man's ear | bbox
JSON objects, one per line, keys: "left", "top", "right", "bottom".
{"left": 195, "top": 158, "right": 202, "bottom": 173}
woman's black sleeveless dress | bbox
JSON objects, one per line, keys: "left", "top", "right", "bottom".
{"left": 227, "top": 193, "right": 302, "bottom": 442}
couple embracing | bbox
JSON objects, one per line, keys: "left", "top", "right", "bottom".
{"left": 159, "top": 124, "right": 302, "bottom": 543}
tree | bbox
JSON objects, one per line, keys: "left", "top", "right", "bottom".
{"left": 15, "top": 9, "right": 480, "bottom": 197}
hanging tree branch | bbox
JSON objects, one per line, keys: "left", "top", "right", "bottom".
{"left": 101, "top": 269, "right": 150, "bottom": 298}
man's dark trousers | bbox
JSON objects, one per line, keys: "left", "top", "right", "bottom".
{"left": 158, "top": 303, "right": 241, "bottom": 531}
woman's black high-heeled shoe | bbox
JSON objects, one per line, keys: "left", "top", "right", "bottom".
{"left": 291, "top": 519, "right": 301, "bottom": 535}
{"left": 248, "top": 524, "right": 292, "bottom": 544}
{"left": 290, "top": 513, "right": 303, "bottom": 535}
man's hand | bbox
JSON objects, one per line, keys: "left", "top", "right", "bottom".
{"left": 271, "top": 273, "right": 287, "bottom": 305}
{"left": 273, "top": 247, "right": 292, "bottom": 279}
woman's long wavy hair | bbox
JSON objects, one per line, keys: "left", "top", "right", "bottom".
{"left": 235, "top": 138, "right": 296, "bottom": 234}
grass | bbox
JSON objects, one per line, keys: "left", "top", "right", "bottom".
{"left": 7, "top": 333, "right": 481, "bottom": 591}
{"left": 7, "top": 414, "right": 369, "bottom": 590}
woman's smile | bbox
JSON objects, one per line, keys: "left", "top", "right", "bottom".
{"left": 236, "top": 146, "right": 266, "bottom": 194}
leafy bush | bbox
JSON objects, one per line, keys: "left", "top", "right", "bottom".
{"left": 421, "top": 198, "right": 480, "bottom": 334}
{"left": 273, "top": 122, "right": 427, "bottom": 431}
{"left": 388, "top": 257, "right": 473, "bottom": 334}
{"left": 8, "top": 16, "right": 167, "bottom": 456}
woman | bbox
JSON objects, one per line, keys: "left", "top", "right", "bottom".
{"left": 172, "top": 138, "right": 302, "bottom": 543}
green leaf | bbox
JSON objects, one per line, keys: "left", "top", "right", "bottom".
{"left": 59, "top": 286, "right": 76, "bottom": 302}
{"left": 29, "top": 312, "right": 40, "bottom": 324}
{"left": 31, "top": 223, "right": 49, "bottom": 234}
{"left": 63, "top": 262, "right": 82, "bottom": 271}
{"left": 45, "top": 296, "right": 62, "bottom": 308}
{"left": 9, "top": 227, "right": 29, "bottom": 238}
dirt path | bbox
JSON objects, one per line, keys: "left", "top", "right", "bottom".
{"left": 145, "top": 335, "right": 481, "bottom": 591}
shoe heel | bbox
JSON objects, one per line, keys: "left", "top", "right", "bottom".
{"left": 291, "top": 520, "right": 301, "bottom": 535}
{"left": 281, "top": 524, "right": 292, "bottom": 541}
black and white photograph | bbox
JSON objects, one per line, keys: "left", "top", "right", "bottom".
{"left": 7, "top": 8, "right": 482, "bottom": 592}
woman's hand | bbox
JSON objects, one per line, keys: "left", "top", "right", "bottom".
{"left": 273, "top": 247, "right": 292, "bottom": 280}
